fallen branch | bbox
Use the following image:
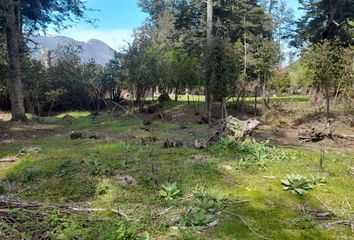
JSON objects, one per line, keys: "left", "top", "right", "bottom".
{"left": 0, "top": 197, "right": 135, "bottom": 222}
{"left": 326, "top": 220, "right": 353, "bottom": 227}
{"left": 0, "top": 147, "right": 41, "bottom": 163}
{"left": 324, "top": 220, "right": 354, "bottom": 233}
{"left": 314, "top": 194, "right": 336, "bottom": 214}
{"left": 226, "top": 200, "right": 250, "bottom": 205}
{"left": 158, "top": 207, "right": 174, "bottom": 216}
{"left": 110, "top": 100, "right": 142, "bottom": 120}
{"left": 262, "top": 176, "right": 276, "bottom": 179}
{"left": 224, "top": 210, "right": 269, "bottom": 240}
{"left": 0, "top": 156, "right": 19, "bottom": 163}
{"left": 333, "top": 133, "right": 354, "bottom": 140}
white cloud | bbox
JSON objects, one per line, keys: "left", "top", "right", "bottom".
{"left": 48, "top": 28, "right": 134, "bottom": 51}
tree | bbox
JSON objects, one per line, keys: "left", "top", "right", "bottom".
{"left": 0, "top": 0, "right": 91, "bottom": 121}
{"left": 302, "top": 41, "right": 350, "bottom": 117}
{"left": 103, "top": 52, "right": 127, "bottom": 102}
{"left": 205, "top": 0, "right": 214, "bottom": 122}
{"left": 0, "top": 0, "right": 26, "bottom": 120}
{"left": 293, "top": 0, "right": 354, "bottom": 47}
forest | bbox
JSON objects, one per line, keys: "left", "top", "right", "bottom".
{"left": 0, "top": 0, "right": 353, "bottom": 239}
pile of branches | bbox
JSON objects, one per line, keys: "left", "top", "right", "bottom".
{"left": 298, "top": 125, "right": 354, "bottom": 143}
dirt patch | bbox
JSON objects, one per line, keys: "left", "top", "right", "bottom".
{"left": 114, "top": 174, "right": 137, "bottom": 187}
{"left": 190, "top": 155, "right": 209, "bottom": 165}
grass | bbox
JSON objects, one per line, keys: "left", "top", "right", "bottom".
{"left": 0, "top": 100, "right": 353, "bottom": 239}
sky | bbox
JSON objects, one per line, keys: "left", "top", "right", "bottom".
{"left": 52, "top": 0, "right": 303, "bottom": 50}
{"left": 50, "top": 1, "right": 148, "bottom": 50}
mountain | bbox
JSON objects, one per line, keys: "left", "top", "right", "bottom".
{"left": 29, "top": 36, "right": 115, "bottom": 66}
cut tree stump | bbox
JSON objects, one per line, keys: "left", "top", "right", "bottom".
{"left": 222, "top": 116, "right": 260, "bottom": 139}
{"left": 208, "top": 116, "right": 260, "bottom": 145}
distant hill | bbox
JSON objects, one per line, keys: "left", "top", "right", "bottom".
{"left": 29, "top": 36, "right": 115, "bottom": 66}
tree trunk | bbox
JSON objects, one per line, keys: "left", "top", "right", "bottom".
{"left": 2, "top": 0, "right": 27, "bottom": 121}
{"left": 326, "top": 88, "right": 330, "bottom": 120}
{"left": 254, "top": 87, "right": 257, "bottom": 117}
{"left": 174, "top": 87, "right": 179, "bottom": 102}
{"left": 205, "top": 0, "right": 213, "bottom": 124}
{"left": 243, "top": 14, "right": 247, "bottom": 76}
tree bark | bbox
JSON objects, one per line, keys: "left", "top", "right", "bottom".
{"left": 1, "top": 0, "right": 27, "bottom": 121}
{"left": 206, "top": 0, "right": 213, "bottom": 124}
{"left": 326, "top": 88, "right": 330, "bottom": 120}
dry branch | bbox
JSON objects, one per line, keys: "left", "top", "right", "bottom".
{"left": 0, "top": 156, "right": 19, "bottom": 163}
{"left": 0, "top": 197, "right": 134, "bottom": 222}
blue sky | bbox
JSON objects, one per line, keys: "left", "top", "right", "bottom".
{"left": 54, "top": 0, "right": 303, "bottom": 50}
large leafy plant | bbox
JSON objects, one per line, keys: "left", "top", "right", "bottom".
{"left": 159, "top": 182, "right": 180, "bottom": 200}
{"left": 281, "top": 174, "right": 313, "bottom": 195}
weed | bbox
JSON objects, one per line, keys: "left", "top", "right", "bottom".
{"left": 252, "top": 140, "right": 269, "bottom": 169}
{"left": 22, "top": 169, "right": 52, "bottom": 183}
{"left": 180, "top": 208, "right": 215, "bottom": 228}
{"left": 58, "top": 160, "right": 74, "bottom": 176}
{"left": 84, "top": 159, "right": 113, "bottom": 176}
{"left": 310, "top": 173, "right": 327, "bottom": 186}
{"left": 237, "top": 157, "right": 250, "bottom": 169}
{"left": 292, "top": 216, "right": 316, "bottom": 229}
{"left": 143, "top": 232, "right": 154, "bottom": 240}
{"left": 274, "top": 149, "right": 294, "bottom": 162}
{"left": 96, "top": 183, "right": 109, "bottom": 195}
{"left": 159, "top": 182, "right": 181, "bottom": 200}
{"left": 281, "top": 174, "right": 313, "bottom": 195}
{"left": 5, "top": 172, "right": 17, "bottom": 182}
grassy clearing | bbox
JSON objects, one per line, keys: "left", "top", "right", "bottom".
{"left": 0, "top": 101, "right": 353, "bottom": 239}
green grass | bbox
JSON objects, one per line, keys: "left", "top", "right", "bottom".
{"left": 0, "top": 107, "right": 352, "bottom": 239}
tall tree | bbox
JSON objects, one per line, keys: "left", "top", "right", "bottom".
{"left": 293, "top": 0, "right": 354, "bottom": 47}
{"left": 0, "top": 0, "right": 26, "bottom": 120}
{"left": 0, "top": 0, "right": 91, "bottom": 121}
{"left": 205, "top": 0, "right": 214, "bottom": 122}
